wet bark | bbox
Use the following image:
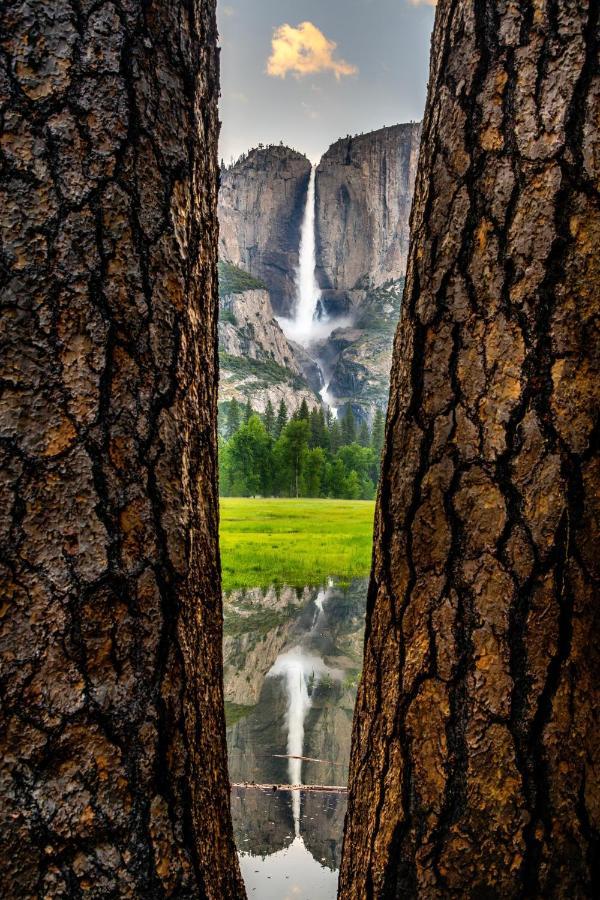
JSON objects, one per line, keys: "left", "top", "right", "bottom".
{"left": 0, "top": 1, "right": 245, "bottom": 897}
{"left": 339, "top": 1, "right": 599, "bottom": 898}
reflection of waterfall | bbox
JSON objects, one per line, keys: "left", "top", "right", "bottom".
{"left": 311, "top": 578, "right": 334, "bottom": 631}
{"left": 267, "top": 647, "right": 342, "bottom": 836}
{"left": 277, "top": 167, "right": 349, "bottom": 414}
{"left": 287, "top": 667, "right": 309, "bottom": 833}
{"left": 312, "top": 589, "right": 325, "bottom": 629}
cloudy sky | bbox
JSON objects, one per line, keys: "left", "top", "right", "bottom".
{"left": 218, "top": 0, "right": 436, "bottom": 164}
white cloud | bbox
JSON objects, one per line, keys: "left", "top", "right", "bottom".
{"left": 267, "top": 22, "right": 358, "bottom": 80}
{"left": 221, "top": 5, "right": 235, "bottom": 16}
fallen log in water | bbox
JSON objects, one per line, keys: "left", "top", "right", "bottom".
{"left": 231, "top": 782, "right": 348, "bottom": 793}
{"left": 272, "top": 753, "right": 344, "bottom": 766}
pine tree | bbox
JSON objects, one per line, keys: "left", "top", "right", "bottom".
{"left": 226, "top": 415, "right": 270, "bottom": 498}
{"left": 329, "top": 457, "right": 347, "bottom": 498}
{"left": 358, "top": 419, "right": 370, "bottom": 447}
{"left": 360, "top": 476, "right": 376, "bottom": 501}
{"left": 309, "top": 407, "right": 322, "bottom": 448}
{"left": 329, "top": 420, "right": 343, "bottom": 454}
{"left": 297, "top": 398, "right": 310, "bottom": 422}
{"left": 263, "top": 399, "right": 275, "bottom": 437}
{"left": 243, "top": 398, "right": 252, "bottom": 424}
{"left": 341, "top": 407, "right": 357, "bottom": 444}
{"left": 275, "top": 398, "right": 288, "bottom": 437}
{"left": 278, "top": 420, "right": 309, "bottom": 498}
{"left": 226, "top": 397, "right": 241, "bottom": 438}
{"left": 370, "top": 407, "right": 385, "bottom": 457}
{"left": 344, "top": 470, "right": 361, "bottom": 500}
{"left": 302, "top": 447, "right": 326, "bottom": 497}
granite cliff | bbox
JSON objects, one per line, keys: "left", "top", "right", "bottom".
{"left": 218, "top": 125, "right": 421, "bottom": 421}
{"left": 315, "top": 122, "right": 421, "bottom": 314}
{"left": 219, "top": 146, "right": 311, "bottom": 315}
{"left": 314, "top": 280, "right": 404, "bottom": 416}
{"left": 218, "top": 262, "right": 320, "bottom": 416}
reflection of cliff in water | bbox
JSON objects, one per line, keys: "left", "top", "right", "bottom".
{"left": 232, "top": 787, "right": 348, "bottom": 873}
{"left": 223, "top": 577, "right": 367, "bottom": 869}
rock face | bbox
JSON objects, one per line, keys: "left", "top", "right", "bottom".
{"left": 220, "top": 289, "right": 301, "bottom": 373}
{"left": 217, "top": 263, "right": 320, "bottom": 416}
{"left": 219, "top": 146, "right": 311, "bottom": 315}
{"left": 219, "top": 357, "right": 319, "bottom": 418}
{"left": 315, "top": 123, "right": 421, "bottom": 313}
{"left": 319, "top": 280, "right": 404, "bottom": 419}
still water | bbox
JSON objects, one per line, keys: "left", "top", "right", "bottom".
{"left": 223, "top": 578, "right": 368, "bottom": 899}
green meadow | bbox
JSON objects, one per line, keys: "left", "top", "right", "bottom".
{"left": 219, "top": 497, "right": 376, "bottom": 592}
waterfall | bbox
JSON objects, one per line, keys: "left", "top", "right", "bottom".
{"left": 285, "top": 661, "right": 310, "bottom": 835}
{"left": 278, "top": 166, "right": 321, "bottom": 347}
{"left": 278, "top": 165, "right": 350, "bottom": 414}
{"left": 268, "top": 649, "right": 312, "bottom": 835}
{"left": 294, "top": 166, "right": 321, "bottom": 342}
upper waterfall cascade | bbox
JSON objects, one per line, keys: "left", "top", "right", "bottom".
{"left": 294, "top": 165, "right": 321, "bottom": 343}
{"left": 278, "top": 165, "right": 324, "bottom": 346}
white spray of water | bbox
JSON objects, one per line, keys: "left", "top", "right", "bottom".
{"left": 311, "top": 578, "right": 334, "bottom": 631}
{"left": 318, "top": 383, "right": 339, "bottom": 418}
{"left": 278, "top": 167, "right": 348, "bottom": 347}
{"left": 267, "top": 647, "right": 342, "bottom": 835}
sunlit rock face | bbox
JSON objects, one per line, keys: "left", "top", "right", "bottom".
{"left": 219, "top": 146, "right": 311, "bottom": 315}
{"left": 219, "top": 289, "right": 301, "bottom": 371}
{"left": 315, "top": 122, "right": 422, "bottom": 314}
{"left": 218, "top": 287, "right": 320, "bottom": 415}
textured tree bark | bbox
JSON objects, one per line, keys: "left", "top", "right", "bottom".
{"left": 0, "top": 1, "right": 245, "bottom": 897}
{"left": 339, "top": 1, "right": 599, "bottom": 898}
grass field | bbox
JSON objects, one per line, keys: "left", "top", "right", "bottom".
{"left": 219, "top": 498, "right": 375, "bottom": 592}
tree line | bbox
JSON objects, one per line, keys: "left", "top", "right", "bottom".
{"left": 219, "top": 397, "right": 385, "bottom": 499}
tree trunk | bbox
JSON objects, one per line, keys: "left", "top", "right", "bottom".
{"left": 0, "top": 2, "right": 245, "bottom": 897}
{"left": 339, "top": 1, "right": 599, "bottom": 898}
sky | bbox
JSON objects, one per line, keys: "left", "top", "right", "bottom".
{"left": 218, "top": 0, "right": 437, "bottom": 164}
